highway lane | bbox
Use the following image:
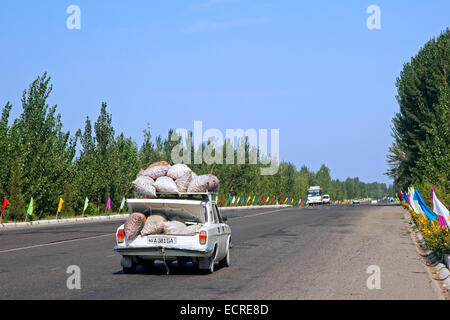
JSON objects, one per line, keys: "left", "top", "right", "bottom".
{"left": 0, "top": 205, "right": 441, "bottom": 299}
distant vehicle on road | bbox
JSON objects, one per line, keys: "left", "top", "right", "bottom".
{"left": 322, "top": 194, "right": 331, "bottom": 204}
{"left": 371, "top": 199, "right": 378, "bottom": 204}
{"left": 114, "top": 192, "right": 231, "bottom": 274}
{"left": 352, "top": 198, "right": 360, "bottom": 205}
{"left": 307, "top": 186, "right": 323, "bottom": 205}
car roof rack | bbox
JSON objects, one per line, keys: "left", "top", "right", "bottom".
{"left": 135, "top": 192, "right": 218, "bottom": 202}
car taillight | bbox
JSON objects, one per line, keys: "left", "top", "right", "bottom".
{"left": 199, "top": 231, "right": 207, "bottom": 245}
{"left": 117, "top": 229, "right": 124, "bottom": 243}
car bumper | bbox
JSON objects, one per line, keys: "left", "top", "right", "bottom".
{"left": 114, "top": 245, "right": 213, "bottom": 259}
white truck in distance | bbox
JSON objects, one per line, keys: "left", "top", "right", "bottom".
{"left": 307, "top": 186, "right": 323, "bottom": 205}
{"left": 114, "top": 193, "right": 231, "bottom": 274}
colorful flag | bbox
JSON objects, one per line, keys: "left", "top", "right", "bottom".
{"left": 227, "top": 195, "right": 231, "bottom": 203}
{"left": 57, "top": 197, "right": 64, "bottom": 213}
{"left": 27, "top": 197, "right": 33, "bottom": 216}
{"left": 232, "top": 196, "right": 235, "bottom": 204}
{"left": 83, "top": 197, "right": 89, "bottom": 212}
{"left": 106, "top": 196, "right": 112, "bottom": 210}
{"left": 120, "top": 198, "right": 126, "bottom": 210}
{"left": 432, "top": 186, "right": 449, "bottom": 229}
{"left": 1, "top": 197, "right": 8, "bottom": 216}
{"left": 414, "top": 187, "right": 436, "bottom": 221}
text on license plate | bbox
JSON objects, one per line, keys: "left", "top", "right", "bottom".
{"left": 147, "top": 237, "right": 177, "bottom": 245}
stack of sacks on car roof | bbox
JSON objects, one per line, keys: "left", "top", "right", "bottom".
{"left": 132, "top": 162, "right": 219, "bottom": 196}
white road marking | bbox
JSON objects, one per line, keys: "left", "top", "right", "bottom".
{"left": 0, "top": 233, "right": 114, "bottom": 254}
{"left": 230, "top": 208, "right": 292, "bottom": 220}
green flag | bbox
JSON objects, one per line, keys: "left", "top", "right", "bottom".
{"left": 27, "top": 197, "right": 33, "bottom": 216}
{"left": 83, "top": 197, "right": 89, "bottom": 212}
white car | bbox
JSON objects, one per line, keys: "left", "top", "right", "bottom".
{"left": 114, "top": 193, "right": 231, "bottom": 274}
{"left": 322, "top": 194, "right": 330, "bottom": 204}
{"left": 352, "top": 198, "right": 360, "bottom": 205}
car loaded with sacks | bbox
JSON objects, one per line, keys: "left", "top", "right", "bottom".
{"left": 114, "top": 161, "right": 231, "bottom": 274}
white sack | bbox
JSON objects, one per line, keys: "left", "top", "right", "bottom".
{"left": 132, "top": 175, "right": 156, "bottom": 197}
{"left": 187, "top": 174, "right": 220, "bottom": 192}
{"left": 140, "top": 214, "right": 167, "bottom": 236}
{"left": 154, "top": 176, "right": 179, "bottom": 194}
{"left": 167, "top": 164, "right": 192, "bottom": 180}
{"left": 175, "top": 171, "right": 193, "bottom": 193}
{"left": 163, "top": 221, "right": 187, "bottom": 235}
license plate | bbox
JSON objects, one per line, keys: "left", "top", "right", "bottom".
{"left": 147, "top": 237, "right": 177, "bottom": 245}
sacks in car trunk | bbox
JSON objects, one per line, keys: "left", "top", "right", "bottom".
{"left": 163, "top": 221, "right": 187, "bottom": 235}
{"left": 124, "top": 212, "right": 146, "bottom": 240}
{"left": 140, "top": 214, "right": 167, "bottom": 236}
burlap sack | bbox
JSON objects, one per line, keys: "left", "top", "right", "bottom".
{"left": 132, "top": 175, "right": 156, "bottom": 197}
{"left": 175, "top": 171, "right": 192, "bottom": 193}
{"left": 140, "top": 214, "right": 167, "bottom": 236}
{"left": 140, "top": 161, "right": 171, "bottom": 180}
{"left": 124, "top": 212, "right": 146, "bottom": 240}
{"left": 167, "top": 163, "right": 192, "bottom": 180}
{"left": 187, "top": 174, "right": 220, "bottom": 192}
{"left": 154, "top": 176, "right": 179, "bottom": 194}
{"left": 184, "top": 224, "right": 202, "bottom": 234}
{"left": 163, "top": 221, "right": 187, "bottom": 235}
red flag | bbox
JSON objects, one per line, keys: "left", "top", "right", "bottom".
{"left": 262, "top": 196, "right": 266, "bottom": 202}
{"left": 279, "top": 197, "right": 283, "bottom": 203}
{"left": 270, "top": 197, "right": 274, "bottom": 204}
{"left": 2, "top": 197, "right": 9, "bottom": 216}
{"left": 221, "top": 196, "right": 224, "bottom": 204}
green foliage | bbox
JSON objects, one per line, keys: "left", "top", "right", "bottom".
{"left": 0, "top": 74, "right": 391, "bottom": 220}
{"left": 387, "top": 29, "right": 449, "bottom": 205}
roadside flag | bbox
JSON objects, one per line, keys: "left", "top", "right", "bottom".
{"left": 106, "top": 196, "right": 112, "bottom": 210}
{"left": 280, "top": 197, "right": 283, "bottom": 203}
{"left": 57, "top": 197, "right": 64, "bottom": 213}
{"left": 221, "top": 196, "right": 225, "bottom": 204}
{"left": 257, "top": 196, "right": 260, "bottom": 203}
{"left": 227, "top": 195, "right": 231, "bottom": 204}
{"left": 414, "top": 187, "right": 437, "bottom": 221}
{"left": 242, "top": 196, "right": 245, "bottom": 203}
{"left": 432, "top": 185, "right": 450, "bottom": 229}
{"left": 232, "top": 196, "right": 235, "bottom": 204}
{"left": 83, "top": 197, "right": 89, "bottom": 213}
{"left": 120, "top": 197, "right": 126, "bottom": 210}
{"left": 262, "top": 196, "right": 265, "bottom": 203}
{"left": 270, "top": 197, "right": 274, "bottom": 204}
{"left": 27, "top": 197, "right": 33, "bottom": 216}
{"left": 1, "top": 197, "right": 9, "bottom": 216}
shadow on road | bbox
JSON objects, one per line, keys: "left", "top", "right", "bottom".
{"left": 113, "top": 262, "right": 226, "bottom": 276}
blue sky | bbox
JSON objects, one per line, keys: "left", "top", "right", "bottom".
{"left": 0, "top": 0, "right": 449, "bottom": 184}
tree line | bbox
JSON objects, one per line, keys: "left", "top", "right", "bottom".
{"left": 0, "top": 73, "right": 391, "bottom": 221}
{"left": 387, "top": 28, "right": 449, "bottom": 206}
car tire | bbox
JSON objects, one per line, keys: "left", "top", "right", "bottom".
{"left": 123, "top": 265, "right": 136, "bottom": 274}
{"left": 219, "top": 242, "right": 231, "bottom": 268}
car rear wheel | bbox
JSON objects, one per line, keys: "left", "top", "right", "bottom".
{"left": 219, "top": 242, "right": 231, "bottom": 268}
{"left": 123, "top": 265, "right": 136, "bottom": 274}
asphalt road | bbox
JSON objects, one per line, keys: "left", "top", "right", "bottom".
{"left": 0, "top": 204, "right": 441, "bottom": 300}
